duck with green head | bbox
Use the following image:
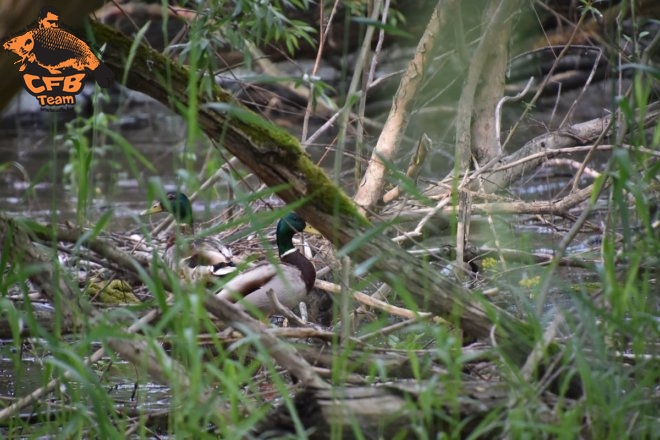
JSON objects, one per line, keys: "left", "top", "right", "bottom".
{"left": 141, "top": 192, "right": 237, "bottom": 282}
{"left": 216, "top": 212, "right": 318, "bottom": 316}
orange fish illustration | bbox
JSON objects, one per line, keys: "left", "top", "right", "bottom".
{"left": 3, "top": 18, "right": 114, "bottom": 87}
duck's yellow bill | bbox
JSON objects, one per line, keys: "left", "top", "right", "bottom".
{"left": 140, "top": 201, "right": 164, "bottom": 215}
{"left": 304, "top": 224, "right": 321, "bottom": 235}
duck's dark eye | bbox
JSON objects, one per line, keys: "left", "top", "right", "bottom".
{"left": 25, "top": 38, "right": 32, "bottom": 45}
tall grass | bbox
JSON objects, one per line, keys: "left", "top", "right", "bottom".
{"left": 1, "top": 0, "right": 659, "bottom": 438}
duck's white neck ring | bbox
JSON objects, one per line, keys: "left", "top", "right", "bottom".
{"left": 280, "top": 248, "right": 298, "bottom": 257}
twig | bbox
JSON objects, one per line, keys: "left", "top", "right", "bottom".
{"left": 382, "top": 134, "right": 430, "bottom": 204}
{"left": 414, "top": 196, "right": 452, "bottom": 235}
{"left": 203, "top": 294, "right": 329, "bottom": 389}
{"left": 315, "top": 279, "right": 450, "bottom": 326}
{"left": 460, "top": 182, "right": 597, "bottom": 215}
{"left": 355, "top": 281, "right": 391, "bottom": 315}
{"left": 302, "top": 97, "right": 353, "bottom": 149}
{"left": 385, "top": 178, "right": 600, "bottom": 225}
{"left": 559, "top": 48, "right": 603, "bottom": 128}
{"left": 301, "top": 0, "right": 340, "bottom": 143}
{"left": 455, "top": 190, "right": 471, "bottom": 273}
{"left": 570, "top": 112, "right": 614, "bottom": 193}
{"left": 357, "top": 317, "right": 424, "bottom": 341}
{"left": 500, "top": 13, "right": 591, "bottom": 152}
{"left": 265, "top": 289, "right": 307, "bottom": 327}
{"left": 339, "top": 256, "right": 353, "bottom": 340}
{"left": 545, "top": 159, "right": 601, "bottom": 179}
{"left": 473, "top": 159, "right": 507, "bottom": 272}
{"left": 495, "top": 77, "right": 534, "bottom": 152}
{"left": 475, "top": 246, "right": 599, "bottom": 269}
{"left": 298, "top": 301, "right": 309, "bottom": 324}
{"left": 268, "top": 327, "right": 336, "bottom": 340}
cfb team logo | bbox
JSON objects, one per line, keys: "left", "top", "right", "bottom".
{"left": 2, "top": 6, "right": 115, "bottom": 110}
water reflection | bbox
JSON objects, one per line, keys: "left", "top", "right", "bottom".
{"left": 0, "top": 90, "right": 221, "bottom": 232}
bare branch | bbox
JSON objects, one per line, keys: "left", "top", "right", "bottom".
{"left": 353, "top": 0, "right": 457, "bottom": 214}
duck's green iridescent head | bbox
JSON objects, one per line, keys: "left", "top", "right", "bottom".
{"left": 143, "top": 192, "right": 194, "bottom": 226}
{"left": 275, "top": 212, "right": 319, "bottom": 255}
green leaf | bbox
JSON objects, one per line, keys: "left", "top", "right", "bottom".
{"left": 619, "top": 64, "right": 660, "bottom": 77}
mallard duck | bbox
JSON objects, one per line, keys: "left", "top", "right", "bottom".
{"left": 216, "top": 212, "right": 318, "bottom": 316}
{"left": 141, "top": 192, "right": 237, "bottom": 282}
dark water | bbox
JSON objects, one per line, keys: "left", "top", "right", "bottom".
{"left": 0, "top": 89, "right": 231, "bottom": 232}
{"left": 0, "top": 342, "right": 171, "bottom": 438}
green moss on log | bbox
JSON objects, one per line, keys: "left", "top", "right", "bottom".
{"left": 297, "top": 156, "right": 367, "bottom": 222}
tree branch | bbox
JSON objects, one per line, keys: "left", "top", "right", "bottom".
{"left": 352, "top": 0, "right": 457, "bottom": 214}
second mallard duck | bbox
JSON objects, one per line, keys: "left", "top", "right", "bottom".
{"left": 216, "top": 212, "right": 318, "bottom": 316}
{"left": 141, "top": 192, "right": 237, "bottom": 283}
